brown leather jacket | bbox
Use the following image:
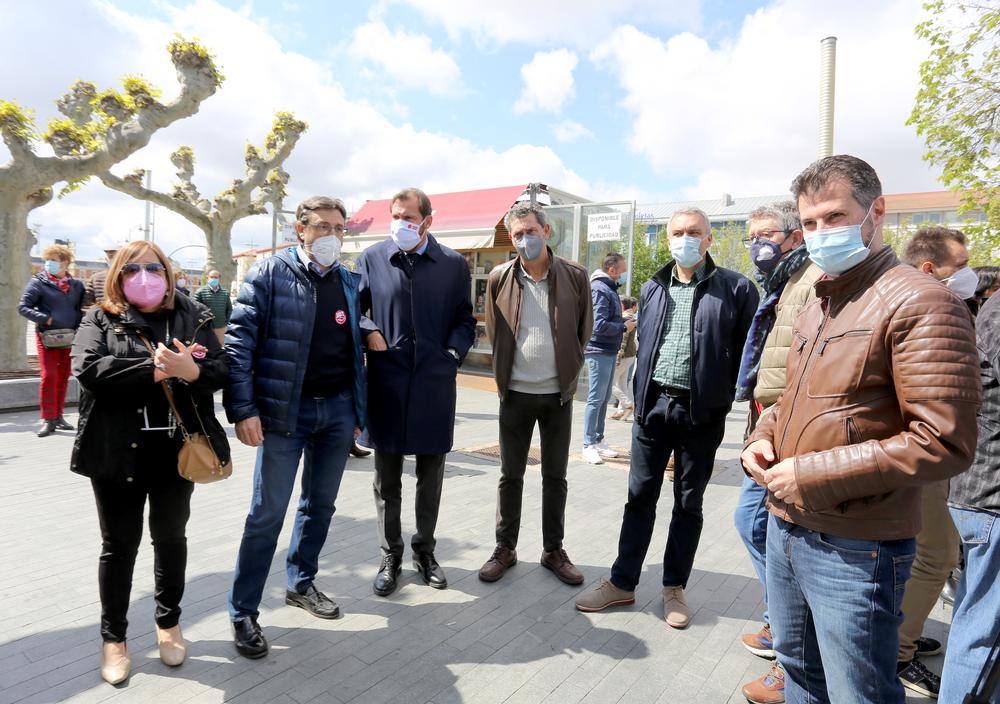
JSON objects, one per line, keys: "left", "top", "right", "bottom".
{"left": 747, "top": 246, "right": 981, "bottom": 540}
{"left": 486, "top": 250, "right": 592, "bottom": 404}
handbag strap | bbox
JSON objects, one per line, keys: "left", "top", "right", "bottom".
{"left": 136, "top": 331, "right": 191, "bottom": 440}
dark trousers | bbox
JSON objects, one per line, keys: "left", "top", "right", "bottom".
{"left": 374, "top": 451, "right": 446, "bottom": 557}
{"left": 496, "top": 390, "right": 572, "bottom": 552}
{"left": 91, "top": 465, "right": 194, "bottom": 642}
{"left": 610, "top": 390, "right": 726, "bottom": 590}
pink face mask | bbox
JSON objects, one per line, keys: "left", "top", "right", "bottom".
{"left": 123, "top": 270, "right": 168, "bottom": 309}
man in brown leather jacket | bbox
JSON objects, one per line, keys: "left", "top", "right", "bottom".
{"left": 478, "top": 201, "right": 593, "bottom": 586}
{"left": 741, "top": 155, "right": 981, "bottom": 704}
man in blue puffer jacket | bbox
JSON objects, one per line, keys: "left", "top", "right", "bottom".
{"left": 223, "top": 196, "right": 366, "bottom": 660}
{"left": 581, "top": 252, "right": 635, "bottom": 465}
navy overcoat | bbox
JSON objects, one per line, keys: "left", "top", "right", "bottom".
{"left": 357, "top": 234, "right": 476, "bottom": 454}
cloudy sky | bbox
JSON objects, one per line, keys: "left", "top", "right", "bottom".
{"left": 2, "top": 0, "right": 939, "bottom": 267}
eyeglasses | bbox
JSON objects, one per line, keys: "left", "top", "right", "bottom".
{"left": 741, "top": 230, "right": 791, "bottom": 248}
{"left": 307, "top": 223, "right": 347, "bottom": 236}
{"left": 122, "top": 263, "right": 166, "bottom": 275}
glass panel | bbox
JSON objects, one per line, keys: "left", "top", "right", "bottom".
{"left": 579, "top": 203, "right": 633, "bottom": 288}
{"left": 928, "top": 211, "right": 943, "bottom": 224}
{"left": 544, "top": 205, "right": 576, "bottom": 260}
{"left": 912, "top": 212, "right": 926, "bottom": 224}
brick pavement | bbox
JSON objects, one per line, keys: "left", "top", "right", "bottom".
{"left": 0, "top": 386, "right": 948, "bottom": 703}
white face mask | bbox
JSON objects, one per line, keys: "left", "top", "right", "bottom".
{"left": 390, "top": 217, "right": 425, "bottom": 251}
{"left": 306, "top": 235, "right": 342, "bottom": 267}
{"left": 177, "top": 278, "right": 187, "bottom": 288}
{"left": 943, "top": 265, "right": 978, "bottom": 300}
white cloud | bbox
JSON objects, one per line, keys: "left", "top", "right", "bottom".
{"left": 514, "top": 49, "right": 578, "bottom": 115}
{"left": 552, "top": 120, "right": 594, "bottom": 143}
{"left": 589, "top": 0, "right": 943, "bottom": 197}
{"left": 0, "top": 0, "right": 588, "bottom": 264}
{"left": 394, "top": 0, "right": 702, "bottom": 48}
{"left": 348, "top": 21, "right": 463, "bottom": 96}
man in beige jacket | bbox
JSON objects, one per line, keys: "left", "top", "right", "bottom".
{"left": 733, "top": 202, "right": 822, "bottom": 704}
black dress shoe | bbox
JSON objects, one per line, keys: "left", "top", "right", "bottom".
{"left": 286, "top": 584, "right": 341, "bottom": 619}
{"left": 231, "top": 616, "right": 268, "bottom": 659}
{"left": 37, "top": 420, "right": 57, "bottom": 438}
{"left": 373, "top": 554, "right": 402, "bottom": 597}
{"left": 350, "top": 441, "right": 372, "bottom": 458}
{"left": 54, "top": 416, "right": 74, "bottom": 431}
{"left": 413, "top": 552, "right": 447, "bottom": 589}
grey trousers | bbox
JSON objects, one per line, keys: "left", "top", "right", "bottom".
{"left": 373, "top": 451, "right": 446, "bottom": 557}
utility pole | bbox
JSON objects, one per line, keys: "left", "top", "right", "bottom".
{"left": 143, "top": 170, "right": 152, "bottom": 240}
{"left": 818, "top": 37, "right": 837, "bottom": 158}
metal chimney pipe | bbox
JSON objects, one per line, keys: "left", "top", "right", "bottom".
{"left": 818, "top": 36, "right": 837, "bottom": 158}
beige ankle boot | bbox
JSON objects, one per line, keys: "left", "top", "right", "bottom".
{"left": 100, "top": 641, "right": 131, "bottom": 684}
{"left": 156, "top": 624, "right": 186, "bottom": 667}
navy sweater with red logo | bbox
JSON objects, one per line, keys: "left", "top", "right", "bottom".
{"left": 302, "top": 268, "right": 354, "bottom": 398}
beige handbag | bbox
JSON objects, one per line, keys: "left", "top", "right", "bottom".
{"left": 138, "top": 333, "right": 233, "bottom": 483}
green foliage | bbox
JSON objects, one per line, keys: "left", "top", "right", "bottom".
{"left": 91, "top": 88, "right": 136, "bottom": 124}
{"left": 167, "top": 34, "right": 225, "bottom": 88}
{"left": 244, "top": 143, "right": 261, "bottom": 166}
{"left": 58, "top": 177, "right": 90, "bottom": 198}
{"left": 629, "top": 221, "right": 756, "bottom": 291}
{"left": 264, "top": 111, "right": 307, "bottom": 152}
{"left": 41, "top": 118, "right": 100, "bottom": 154}
{"left": 121, "top": 75, "right": 161, "bottom": 108}
{"left": 909, "top": 1, "right": 1000, "bottom": 254}
{"left": 0, "top": 100, "right": 36, "bottom": 142}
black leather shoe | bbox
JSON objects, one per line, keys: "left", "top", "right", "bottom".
{"left": 373, "top": 554, "right": 402, "bottom": 597}
{"left": 286, "top": 584, "right": 341, "bottom": 619}
{"left": 231, "top": 617, "right": 268, "bottom": 659}
{"left": 413, "top": 552, "right": 447, "bottom": 589}
{"left": 350, "top": 441, "right": 372, "bottom": 458}
{"left": 54, "top": 416, "right": 74, "bottom": 431}
{"left": 37, "top": 420, "right": 57, "bottom": 438}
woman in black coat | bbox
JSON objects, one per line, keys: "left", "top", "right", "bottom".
{"left": 71, "top": 241, "right": 229, "bottom": 685}
{"left": 17, "top": 244, "right": 85, "bottom": 437}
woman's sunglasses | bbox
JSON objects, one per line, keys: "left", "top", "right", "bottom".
{"left": 121, "top": 263, "right": 166, "bottom": 275}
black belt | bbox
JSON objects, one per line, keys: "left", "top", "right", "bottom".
{"left": 660, "top": 385, "right": 690, "bottom": 398}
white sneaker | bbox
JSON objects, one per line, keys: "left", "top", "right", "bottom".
{"left": 596, "top": 441, "right": 618, "bottom": 458}
{"left": 582, "top": 445, "right": 604, "bottom": 464}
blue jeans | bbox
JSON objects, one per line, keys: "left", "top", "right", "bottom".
{"left": 766, "top": 514, "right": 915, "bottom": 704}
{"left": 229, "top": 392, "right": 355, "bottom": 620}
{"left": 610, "top": 391, "right": 726, "bottom": 590}
{"left": 939, "top": 507, "right": 1000, "bottom": 703}
{"left": 735, "top": 474, "right": 770, "bottom": 624}
{"left": 583, "top": 353, "right": 617, "bottom": 446}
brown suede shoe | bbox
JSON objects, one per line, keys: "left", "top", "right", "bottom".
{"left": 663, "top": 585, "right": 691, "bottom": 629}
{"left": 742, "top": 662, "right": 785, "bottom": 703}
{"left": 575, "top": 578, "right": 635, "bottom": 612}
{"left": 541, "top": 548, "right": 584, "bottom": 585}
{"left": 478, "top": 545, "right": 517, "bottom": 582}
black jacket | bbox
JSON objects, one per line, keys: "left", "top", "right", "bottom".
{"left": 70, "top": 294, "right": 230, "bottom": 482}
{"left": 633, "top": 254, "right": 758, "bottom": 425}
{"left": 18, "top": 272, "right": 85, "bottom": 331}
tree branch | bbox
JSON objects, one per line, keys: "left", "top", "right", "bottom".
{"left": 99, "top": 169, "right": 211, "bottom": 231}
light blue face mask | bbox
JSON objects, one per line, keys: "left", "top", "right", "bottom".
{"left": 669, "top": 235, "right": 704, "bottom": 268}
{"left": 43, "top": 260, "right": 62, "bottom": 276}
{"left": 805, "top": 204, "right": 875, "bottom": 275}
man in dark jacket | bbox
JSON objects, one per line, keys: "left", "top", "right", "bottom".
{"left": 357, "top": 187, "right": 476, "bottom": 597}
{"left": 82, "top": 244, "right": 118, "bottom": 309}
{"left": 742, "top": 156, "right": 980, "bottom": 703}
{"left": 477, "top": 202, "right": 592, "bottom": 586}
{"left": 577, "top": 207, "right": 757, "bottom": 631}
{"left": 224, "top": 196, "right": 367, "bottom": 659}
{"left": 195, "top": 269, "right": 232, "bottom": 345}
{"left": 939, "top": 292, "right": 1000, "bottom": 702}
{"left": 582, "top": 252, "right": 634, "bottom": 464}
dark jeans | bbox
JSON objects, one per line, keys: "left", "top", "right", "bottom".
{"left": 610, "top": 390, "right": 726, "bottom": 590}
{"left": 229, "top": 393, "right": 354, "bottom": 620}
{"left": 91, "top": 460, "right": 194, "bottom": 642}
{"left": 767, "top": 514, "right": 915, "bottom": 703}
{"left": 374, "top": 451, "right": 445, "bottom": 557}
{"left": 496, "top": 391, "right": 572, "bottom": 552}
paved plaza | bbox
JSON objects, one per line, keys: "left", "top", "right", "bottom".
{"left": 0, "top": 380, "right": 947, "bottom": 703}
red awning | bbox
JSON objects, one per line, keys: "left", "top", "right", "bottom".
{"left": 347, "top": 185, "right": 528, "bottom": 236}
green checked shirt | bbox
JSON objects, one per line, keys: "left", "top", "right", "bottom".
{"left": 651, "top": 263, "right": 706, "bottom": 389}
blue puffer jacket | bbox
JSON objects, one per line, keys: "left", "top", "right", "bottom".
{"left": 585, "top": 270, "right": 625, "bottom": 354}
{"left": 223, "top": 248, "right": 366, "bottom": 434}
{"left": 18, "top": 273, "right": 85, "bottom": 331}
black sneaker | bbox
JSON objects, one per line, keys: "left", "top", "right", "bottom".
{"left": 915, "top": 636, "right": 943, "bottom": 657}
{"left": 285, "top": 584, "right": 341, "bottom": 619}
{"left": 898, "top": 657, "right": 941, "bottom": 698}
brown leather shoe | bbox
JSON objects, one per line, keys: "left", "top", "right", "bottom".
{"left": 541, "top": 548, "right": 584, "bottom": 585}
{"left": 478, "top": 545, "right": 517, "bottom": 582}
{"left": 741, "top": 662, "right": 785, "bottom": 703}
{"left": 350, "top": 441, "right": 372, "bottom": 458}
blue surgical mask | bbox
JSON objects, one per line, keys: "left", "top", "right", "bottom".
{"left": 43, "top": 260, "right": 62, "bottom": 276}
{"left": 208, "top": 277, "right": 220, "bottom": 287}
{"left": 670, "top": 235, "right": 704, "bottom": 269}
{"left": 805, "top": 205, "right": 875, "bottom": 276}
